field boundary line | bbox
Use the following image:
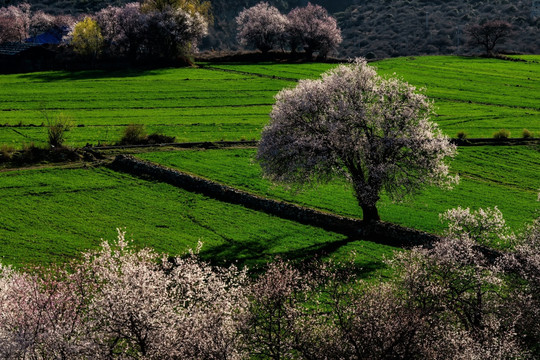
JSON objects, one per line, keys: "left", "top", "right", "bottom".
{"left": 109, "top": 154, "right": 440, "bottom": 249}
{"left": 0, "top": 160, "right": 106, "bottom": 173}
{"left": 451, "top": 138, "right": 540, "bottom": 146}
{"left": 89, "top": 140, "right": 258, "bottom": 151}
{"left": 199, "top": 65, "right": 299, "bottom": 82}
{"left": 89, "top": 138, "right": 538, "bottom": 151}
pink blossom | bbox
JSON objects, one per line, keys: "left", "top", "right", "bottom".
{"left": 236, "top": 2, "right": 288, "bottom": 54}
{"left": 0, "top": 3, "right": 31, "bottom": 43}
{"left": 287, "top": 2, "right": 341, "bottom": 58}
{"left": 257, "top": 58, "right": 458, "bottom": 222}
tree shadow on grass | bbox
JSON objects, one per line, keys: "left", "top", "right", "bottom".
{"left": 18, "top": 68, "right": 162, "bottom": 82}
{"left": 199, "top": 235, "right": 388, "bottom": 279}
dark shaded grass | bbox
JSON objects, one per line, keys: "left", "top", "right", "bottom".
{"left": 0, "top": 165, "right": 397, "bottom": 275}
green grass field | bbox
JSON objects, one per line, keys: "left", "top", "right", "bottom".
{"left": 0, "top": 56, "right": 538, "bottom": 148}
{"left": 209, "top": 56, "right": 540, "bottom": 139}
{"left": 0, "top": 67, "right": 290, "bottom": 147}
{"left": 0, "top": 56, "right": 538, "bottom": 270}
{"left": 0, "top": 165, "right": 399, "bottom": 272}
{"left": 138, "top": 145, "right": 539, "bottom": 234}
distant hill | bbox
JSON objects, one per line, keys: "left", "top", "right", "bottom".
{"left": 335, "top": 0, "right": 539, "bottom": 58}
{"left": 4, "top": 0, "right": 538, "bottom": 58}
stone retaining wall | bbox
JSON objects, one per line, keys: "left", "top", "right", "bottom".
{"left": 109, "top": 155, "right": 441, "bottom": 248}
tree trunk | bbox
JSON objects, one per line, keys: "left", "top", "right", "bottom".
{"left": 360, "top": 203, "right": 380, "bottom": 223}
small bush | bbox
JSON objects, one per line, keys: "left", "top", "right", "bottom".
{"left": 119, "top": 126, "right": 176, "bottom": 145}
{"left": 47, "top": 113, "right": 73, "bottom": 148}
{"left": 493, "top": 129, "right": 510, "bottom": 139}
{"left": 120, "top": 124, "right": 147, "bottom": 145}
{"left": 522, "top": 128, "right": 533, "bottom": 139}
{"left": 0, "top": 144, "right": 15, "bottom": 162}
{"left": 146, "top": 133, "right": 176, "bottom": 144}
{"left": 456, "top": 131, "right": 468, "bottom": 140}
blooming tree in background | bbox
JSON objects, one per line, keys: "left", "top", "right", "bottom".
{"left": 140, "top": 0, "right": 210, "bottom": 57}
{"left": 28, "top": 10, "right": 55, "bottom": 39}
{"left": 95, "top": 2, "right": 207, "bottom": 59}
{"left": 287, "top": 2, "right": 342, "bottom": 58}
{"left": 96, "top": 3, "right": 148, "bottom": 57}
{"left": 236, "top": 2, "right": 288, "bottom": 54}
{"left": 144, "top": 6, "right": 208, "bottom": 58}
{"left": 0, "top": 3, "right": 30, "bottom": 43}
{"left": 140, "top": 0, "right": 213, "bottom": 24}
{"left": 257, "top": 58, "right": 458, "bottom": 222}
{"left": 0, "top": 4, "right": 74, "bottom": 44}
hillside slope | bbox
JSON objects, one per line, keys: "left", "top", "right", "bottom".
{"left": 335, "top": 0, "right": 539, "bottom": 59}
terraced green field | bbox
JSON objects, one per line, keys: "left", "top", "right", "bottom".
{"left": 0, "top": 56, "right": 538, "bottom": 269}
{"left": 210, "top": 56, "right": 540, "bottom": 138}
{"left": 138, "top": 145, "right": 539, "bottom": 234}
{"left": 0, "top": 56, "right": 538, "bottom": 149}
{"left": 0, "top": 165, "right": 400, "bottom": 270}
{"left": 0, "top": 68, "right": 290, "bottom": 147}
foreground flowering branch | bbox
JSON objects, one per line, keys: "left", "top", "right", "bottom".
{"left": 0, "top": 209, "right": 538, "bottom": 359}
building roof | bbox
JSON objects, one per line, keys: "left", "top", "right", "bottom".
{"left": 0, "top": 42, "right": 38, "bottom": 56}
{"left": 26, "top": 27, "right": 68, "bottom": 45}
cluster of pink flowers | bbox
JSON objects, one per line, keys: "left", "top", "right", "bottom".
{"left": 0, "top": 207, "right": 538, "bottom": 359}
{"left": 0, "top": 231, "right": 247, "bottom": 359}
{"left": 236, "top": 2, "right": 342, "bottom": 58}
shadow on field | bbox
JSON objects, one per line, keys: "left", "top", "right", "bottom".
{"left": 18, "top": 69, "right": 162, "bottom": 82}
{"left": 199, "top": 235, "right": 386, "bottom": 278}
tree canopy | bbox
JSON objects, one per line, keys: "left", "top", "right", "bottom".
{"left": 236, "top": 2, "right": 288, "bottom": 54}
{"left": 467, "top": 19, "right": 512, "bottom": 56}
{"left": 71, "top": 17, "right": 104, "bottom": 58}
{"left": 257, "top": 58, "right": 458, "bottom": 222}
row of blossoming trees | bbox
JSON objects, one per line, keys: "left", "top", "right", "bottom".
{"left": 0, "top": 1, "right": 211, "bottom": 60}
{"left": 0, "top": 207, "right": 539, "bottom": 359}
{"left": 1, "top": 1, "right": 341, "bottom": 61}
{"left": 236, "top": 2, "right": 342, "bottom": 59}
{"left": 88, "top": 0, "right": 210, "bottom": 60}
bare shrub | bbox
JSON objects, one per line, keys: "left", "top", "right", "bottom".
{"left": 493, "top": 129, "right": 510, "bottom": 139}
{"left": 0, "top": 144, "right": 15, "bottom": 162}
{"left": 46, "top": 113, "right": 73, "bottom": 148}
{"left": 522, "top": 128, "right": 533, "bottom": 138}
{"left": 120, "top": 123, "right": 147, "bottom": 145}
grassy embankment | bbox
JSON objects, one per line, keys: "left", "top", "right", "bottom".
{"left": 138, "top": 145, "right": 539, "bottom": 235}
{"left": 0, "top": 68, "right": 290, "bottom": 148}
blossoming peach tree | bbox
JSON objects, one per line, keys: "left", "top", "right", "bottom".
{"left": 235, "top": 2, "right": 288, "bottom": 54}
{"left": 257, "top": 58, "right": 458, "bottom": 222}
